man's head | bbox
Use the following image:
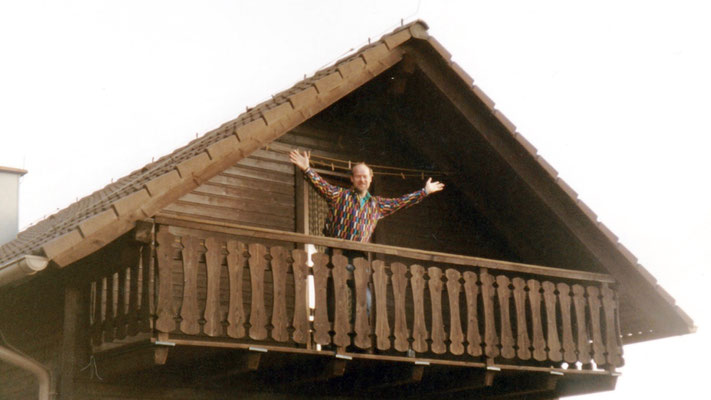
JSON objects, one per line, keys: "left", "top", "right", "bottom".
{"left": 350, "top": 162, "right": 373, "bottom": 195}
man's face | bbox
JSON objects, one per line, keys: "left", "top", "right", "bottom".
{"left": 350, "top": 164, "right": 372, "bottom": 194}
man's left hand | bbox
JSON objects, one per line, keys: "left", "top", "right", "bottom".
{"left": 424, "top": 178, "right": 445, "bottom": 195}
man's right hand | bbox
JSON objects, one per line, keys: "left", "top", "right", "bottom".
{"left": 289, "top": 149, "right": 311, "bottom": 171}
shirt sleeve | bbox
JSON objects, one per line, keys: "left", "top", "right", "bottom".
{"left": 376, "top": 188, "right": 428, "bottom": 218}
{"left": 303, "top": 168, "right": 344, "bottom": 202}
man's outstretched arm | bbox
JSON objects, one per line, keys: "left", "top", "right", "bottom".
{"left": 378, "top": 177, "right": 445, "bottom": 218}
{"left": 289, "top": 149, "right": 343, "bottom": 200}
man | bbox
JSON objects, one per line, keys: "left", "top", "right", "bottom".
{"left": 289, "top": 149, "right": 445, "bottom": 242}
{"left": 290, "top": 149, "right": 444, "bottom": 341}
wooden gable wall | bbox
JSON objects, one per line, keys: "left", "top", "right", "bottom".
{"left": 160, "top": 67, "right": 518, "bottom": 263}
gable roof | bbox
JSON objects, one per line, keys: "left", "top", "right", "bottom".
{"left": 0, "top": 20, "right": 693, "bottom": 342}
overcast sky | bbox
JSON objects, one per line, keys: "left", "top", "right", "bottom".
{"left": 1, "top": 1, "right": 709, "bottom": 398}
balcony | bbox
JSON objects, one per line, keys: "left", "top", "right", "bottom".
{"left": 86, "top": 214, "right": 623, "bottom": 398}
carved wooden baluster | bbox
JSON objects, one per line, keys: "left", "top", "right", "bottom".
{"left": 428, "top": 267, "right": 446, "bottom": 354}
{"left": 155, "top": 227, "right": 176, "bottom": 333}
{"left": 528, "top": 279, "right": 546, "bottom": 361}
{"left": 542, "top": 281, "right": 562, "bottom": 362}
{"left": 410, "top": 264, "right": 428, "bottom": 353}
{"left": 572, "top": 284, "right": 591, "bottom": 365}
{"left": 587, "top": 286, "right": 606, "bottom": 366}
{"left": 311, "top": 252, "right": 331, "bottom": 346}
{"left": 602, "top": 283, "right": 623, "bottom": 367}
{"left": 115, "top": 263, "right": 128, "bottom": 340}
{"left": 391, "top": 262, "right": 409, "bottom": 353}
{"left": 270, "top": 246, "right": 289, "bottom": 342}
{"left": 373, "top": 260, "right": 391, "bottom": 351}
{"left": 226, "top": 240, "right": 247, "bottom": 339}
{"left": 480, "top": 269, "right": 499, "bottom": 359}
{"left": 446, "top": 269, "right": 464, "bottom": 356}
{"left": 248, "top": 243, "right": 268, "bottom": 340}
{"left": 180, "top": 236, "right": 201, "bottom": 335}
{"left": 103, "top": 272, "right": 117, "bottom": 343}
{"left": 463, "top": 271, "right": 482, "bottom": 357}
{"left": 512, "top": 277, "right": 531, "bottom": 360}
{"left": 126, "top": 244, "right": 140, "bottom": 337}
{"left": 331, "top": 254, "right": 351, "bottom": 348}
{"left": 496, "top": 275, "right": 515, "bottom": 359}
{"left": 291, "top": 249, "right": 310, "bottom": 345}
{"left": 353, "top": 257, "right": 372, "bottom": 350}
{"left": 138, "top": 241, "right": 154, "bottom": 333}
{"left": 557, "top": 283, "right": 577, "bottom": 364}
{"left": 92, "top": 278, "right": 105, "bottom": 345}
{"left": 204, "top": 238, "right": 223, "bottom": 337}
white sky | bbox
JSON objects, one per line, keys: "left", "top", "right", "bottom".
{"left": 1, "top": 1, "right": 709, "bottom": 398}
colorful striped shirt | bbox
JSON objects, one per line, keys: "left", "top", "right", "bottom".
{"left": 304, "top": 168, "right": 428, "bottom": 242}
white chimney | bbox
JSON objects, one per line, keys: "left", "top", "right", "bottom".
{"left": 0, "top": 166, "right": 27, "bottom": 245}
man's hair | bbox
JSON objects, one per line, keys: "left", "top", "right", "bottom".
{"left": 351, "top": 162, "right": 374, "bottom": 178}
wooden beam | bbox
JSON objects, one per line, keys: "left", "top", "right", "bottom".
{"left": 190, "top": 351, "right": 262, "bottom": 386}
{"left": 93, "top": 341, "right": 170, "bottom": 380}
{"left": 58, "top": 284, "right": 88, "bottom": 399}
{"left": 363, "top": 364, "right": 425, "bottom": 391}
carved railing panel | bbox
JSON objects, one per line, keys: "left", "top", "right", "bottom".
{"left": 89, "top": 218, "right": 624, "bottom": 371}
{"left": 89, "top": 238, "right": 155, "bottom": 348}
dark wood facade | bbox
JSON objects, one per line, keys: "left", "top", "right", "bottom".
{"left": 0, "top": 21, "right": 692, "bottom": 400}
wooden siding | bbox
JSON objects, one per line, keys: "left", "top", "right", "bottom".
{"left": 280, "top": 122, "right": 518, "bottom": 260}
{"left": 161, "top": 148, "right": 295, "bottom": 232}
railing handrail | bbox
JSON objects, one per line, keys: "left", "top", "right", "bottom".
{"left": 154, "top": 214, "right": 615, "bottom": 283}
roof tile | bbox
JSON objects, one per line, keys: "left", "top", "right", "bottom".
{"left": 206, "top": 134, "right": 240, "bottom": 160}
{"left": 616, "top": 242, "right": 639, "bottom": 265}
{"left": 408, "top": 22, "right": 429, "bottom": 39}
{"left": 262, "top": 101, "right": 294, "bottom": 126}
{"left": 313, "top": 72, "right": 343, "bottom": 94}
{"left": 383, "top": 28, "right": 412, "bottom": 50}
{"left": 145, "top": 169, "right": 182, "bottom": 197}
{"left": 597, "top": 221, "right": 619, "bottom": 243}
{"left": 426, "top": 37, "right": 452, "bottom": 61}
{"left": 451, "top": 62, "right": 474, "bottom": 86}
{"left": 176, "top": 152, "right": 211, "bottom": 181}
{"left": 631, "top": 262, "right": 657, "bottom": 285}
{"left": 472, "top": 85, "right": 495, "bottom": 109}
{"left": 361, "top": 43, "right": 390, "bottom": 66}
{"left": 112, "top": 189, "right": 151, "bottom": 217}
{"left": 576, "top": 199, "right": 598, "bottom": 222}
{"left": 555, "top": 177, "right": 578, "bottom": 199}
{"left": 287, "top": 85, "right": 319, "bottom": 111}
{"left": 493, "top": 110, "right": 517, "bottom": 134}
{"left": 78, "top": 209, "right": 118, "bottom": 238}
{"left": 235, "top": 118, "right": 268, "bottom": 143}
{"left": 513, "top": 132, "right": 537, "bottom": 155}
{"left": 336, "top": 57, "right": 367, "bottom": 80}
{"left": 42, "top": 229, "right": 83, "bottom": 260}
{"left": 536, "top": 155, "right": 559, "bottom": 178}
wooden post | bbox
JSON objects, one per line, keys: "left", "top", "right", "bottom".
{"left": 391, "top": 262, "right": 409, "bottom": 353}
{"left": 226, "top": 240, "right": 247, "bottom": 338}
{"left": 496, "top": 275, "right": 515, "bottom": 359}
{"left": 463, "top": 271, "right": 482, "bottom": 357}
{"left": 291, "top": 249, "right": 310, "bottom": 344}
{"left": 59, "top": 284, "right": 88, "bottom": 400}
{"left": 410, "top": 264, "right": 428, "bottom": 353}
{"left": 446, "top": 269, "right": 464, "bottom": 356}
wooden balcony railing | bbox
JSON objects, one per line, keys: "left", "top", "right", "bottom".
{"left": 88, "top": 215, "right": 624, "bottom": 371}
